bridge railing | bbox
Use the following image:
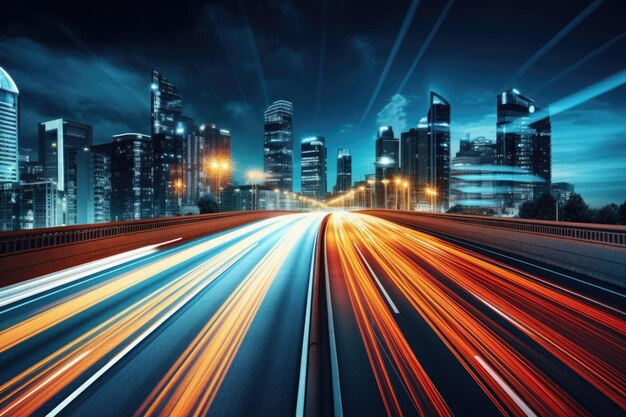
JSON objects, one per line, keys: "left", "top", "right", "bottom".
{"left": 0, "top": 211, "right": 291, "bottom": 255}
{"left": 361, "top": 210, "right": 626, "bottom": 247}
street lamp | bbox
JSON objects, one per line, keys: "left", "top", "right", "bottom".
{"left": 274, "top": 188, "right": 280, "bottom": 210}
{"left": 174, "top": 179, "right": 183, "bottom": 214}
{"left": 381, "top": 179, "right": 390, "bottom": 209}
{"left": 247, "top": 170, "right": 264, "bottom": 210}
{"left": 367, "top": 179, "right": 375, "bottom": 208}
{"left": 403, "top": 181, "right": 409, "bottom": 211}
{"left": 210, "top": 159, "right": 230, "bottom": 206}
{"left": 394, "top": 178, "right": 402, "bottom": 210}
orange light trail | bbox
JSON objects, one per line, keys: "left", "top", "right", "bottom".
{"left": 134, "top": 214, "right": 324, "bottom": 417}
{"left": 0, "top": 215, "right": 304, "bottom": 416}
{"left": 327, "top": 212, "right": 626, "bottom": 416}
{"left": 327, "top": 213, "right": 453, "bottom": 417}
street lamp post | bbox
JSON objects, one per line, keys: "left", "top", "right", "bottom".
{"left": 395, "top": 178, "right": 402, "bottom": 210}
{"left": 359, "top": 186, "right": 365, "bottom": 208}
{"left": 403, "top": 181, "right": 409, "bottom": 211}
{"left": 367, "top": 179, "right": 375, "bottom": 208}
{"left": 274, "top": 189, "right": 280, "bottom": 210}
{"left": 381, "top": 179, "right": 390, "bottom": 209}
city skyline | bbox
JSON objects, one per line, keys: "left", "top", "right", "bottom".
{"left": 0, "top": 0, "right": 624, "bottom": 206}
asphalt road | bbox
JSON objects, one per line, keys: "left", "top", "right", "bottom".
{"left": 0, "top": 213, "right": 324, "bottom": 417}
{"left": 325, "top": 212, "right": 625, "bottom": 417}
{"left": 1, "top": 211, "right": 624, "bottom": 417}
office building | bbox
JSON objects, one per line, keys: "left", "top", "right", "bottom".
{"left": 38, "top": 119, "right": 93, "bottom": 226}
{"left": 334, "top": 148, "right": 352, "bottom": 194}
{"left": 110, "top": 133, "right": 153, "bottom": 221}
{"left": 374, "top": 126, "right": 399, "bottom": 207}
{"left": 151, "top": 69, "right": 182, "bottom": 137}
{"left": 426, "top": 92, "right": 451, "bottom": 211}
{"left": 400, "top": 127, "right": 419, "bottom": 207}
{"left": 496, "top": 89, "right": 551, "bottom": 207}
{"left": 152, "top": 132, "right": 182, "bottom": 217}
{"left": 18, "top": 181, "right": 61, "bottom": 229}
{"left": 220, "top": 185, "right": 279, "bottom": 211}
{"left": 263, "top": 100, "right": 293, "bottom": 191}
{"left": 91, "top": 143, "right": 111, "bottom": 223}
{"left": 301, "top": 136, "right": 327, "bottom": 199}
{"left": 0, "top": 67, "right": 19, "bottom": 183}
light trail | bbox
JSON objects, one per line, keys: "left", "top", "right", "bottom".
{"left": 328, "top": 213, "right": 453, "bottom": 417}
{"left": 0, "top": 217, "right": 292, "bottom": 352}
{"left": 134, "top": 214, "right": 323, "bottom": 417}
{"left": 329, "top": 212, "right": 626, "bottom": 416}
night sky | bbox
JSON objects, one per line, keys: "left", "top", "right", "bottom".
{"left": 1, "top": 0, "right": 625, "bottom": 206}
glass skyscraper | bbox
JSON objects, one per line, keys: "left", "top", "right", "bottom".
{"left": 426, "top": 92, "right": 451, "bottom": 211}
{"left": 151, "top": 69, "right": 182, "bottom": 137}
{"left": 375, "top": 126, "right": 399, "bottom": 207}
{"left": 0, "top": 67, "right": 19, "bottom": 184}
{"left": 38, "top": 119, "right": 93, "bottom": 225}
{"left": 263, "top": 100, "right": 293, "bottom": 192}
{"left": 110, "top": 133, "right": 153, "bottom": 221}
{"left": 301, "top": 136, "right": 327, "bottom": 199}
{"left": 334, "top": 148, "right": 352, "bottom": 194}
{"left": 496, "top": 89, "right": 551, "bottom": 208}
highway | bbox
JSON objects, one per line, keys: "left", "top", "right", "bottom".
{"left": 0, "top": 211, "right": 624, "bottom": 417}
{"left": 325, "top": 212, "right": 625, "bottom": 417}
{"left": 0, "top": 213, "right": 324, "bottom": 417}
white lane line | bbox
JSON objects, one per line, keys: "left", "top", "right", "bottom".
{"left": 45, "top": 243, "right": 257, "bottom": 417}
{"left": 325, "top": 239, "right": 344, "bottom": 417}
{"left": 353, "top": 244, "right": 400, "bottom": 314}
{"left": 0, "top": 238, "right": 182, "bottom": 309}
{"left": 295, "top": 219, "right": 320, "bottom": 417}
{"left": 404, "top": 224, "right": 626, "bottom": 299}
{"left": 473, "top": 355, "right": 537, "bottom": 417}
{"left": 0, "top": 350, "right": 91, "bottom": 417}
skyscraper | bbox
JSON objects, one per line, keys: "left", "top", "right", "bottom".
{"left": 426, "top": 92, "right": 451, "bottom": 211}
{"left": 0, "top": 67, "right": 19, "bottom": 183}
{"left": 38, "top": 119, "right": 93, "bottom": 225}
{"left": 301, "top": 136, "right": 327, "bottom": 199}
{"left": 375, "top": 126, "right": 399, "bottom": 207}
{"left": 334, "top": 148, "right": 352, "bottom": 194}
{"left": 151, "top": 69, "right": 182, "bottom": 137}
{"left": 496, "top": 89, "right": 551, "bottom": 207}
{"left": 264, "top": 100, "right": 293, "bottom": 191}
{"left": 400, "top": 127, "right": 419, "bottom": 206}
{"left": 91, "top": 143, "right": 111, "bottom": 223}
{"left": 110, "top": 133, "right": 153, "bottom": 221}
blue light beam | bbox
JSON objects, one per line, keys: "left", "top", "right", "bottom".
{"left": 396, "top": 0, "right": 454, "bottom": 95}
{"left": 357, "top": 0, "right": 422, "bottom": 129}
{"left": 502, "top": 0, "right": 606, "bottom": 89}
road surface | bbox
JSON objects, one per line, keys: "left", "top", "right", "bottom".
{"left": 0, "top": 213, "right": 324, "bottom": 417}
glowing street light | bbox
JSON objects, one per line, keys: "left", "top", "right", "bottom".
{"left": 394, "top": 178, "right": 402, "bottom": 210}
{"left": 210, "top": 159, "right": 230, "bottom": 206}
{"left": 381, "top": 179, "right": 390, "bottom": 209}
{"left": 247, "top": 170, "right": 264, "bottom": 210}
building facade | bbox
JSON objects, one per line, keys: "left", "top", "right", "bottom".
{"left": 110, "top": 133, "right": 153, "bottom": 221}
{"left": 263, "top": 100, "right": 293, "bottom": 192}
{"left": 400, "top": 127, "right": 419, "bottom": 207}
{"left": 0, "top": 67, "right": 19, "bottom": 184}
{"left": 301, "top": 136, "right": 327, "bottom": 199}
{"left": 151, "top": 69, "right": 182, "bottom": 137}
{"left": 374, "top": 126, "right": 399, "bottom": 207}
{"left": 38, "top": 119, "right": 93, "bottom": 226}
{"left": 426, "top": 91, "right": 451, "bottom": 211}
{"left": 334, "top": 148, "right": 352, "bottom": 194}
{"left": 496, "top": 89, "right": 551, "bottom": 208}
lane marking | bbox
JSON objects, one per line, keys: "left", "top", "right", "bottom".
{"left": 0, "top": 350, "right": 91, "bottom": 417}
{"left": 474, "top": 355, "right": 537, "bottom": 417}
{"left": 400, "top": 223, "right": 625, "bottom": 299}
{"left": 45, "top": 243, "right": 257, "bottom": 417}
{"left": 353, "top": 244, "right": 400, "bottom": 314}
{"left": 295, "top": 220, "right": 321, "bottom": 417}
{"left": 325, "top": 237, "right": 344, "bottom": 417}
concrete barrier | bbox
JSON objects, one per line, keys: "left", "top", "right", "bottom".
{"left": 363, "top": 210, "right": 626, "bottom": 288}
{"left": 0, "top": 211, "right": 292, "bottom": 287}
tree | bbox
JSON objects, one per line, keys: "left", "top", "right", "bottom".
{"left": 618, "top": 201, "right": 626, "bottom": 225}
{"left": 519, "top": 193, "right": 556, "bottom": 220}
{"left": 197, "top": 194, "right": 219, "bottom": 214}
{"left": 593, "top": 204, "right": 619, "bottom": 224}
{"left": 561, "top": 193, "right": 591, "bottom": 223}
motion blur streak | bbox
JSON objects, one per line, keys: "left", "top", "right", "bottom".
{"left": 135, "top": 214, "right": 323, "bottom": 417}
{"left": 0, "top": 217, "right": 288, "bottom": 352}
{"left": 328, "top": 213, "right": 452, "bottom": 417}
{"left": 0, "top": 217, "right": 295, "bottom": 417}
{"left": 330, "top": 212, "right": 625, "bottom": 416}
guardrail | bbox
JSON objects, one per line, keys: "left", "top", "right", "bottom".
{"left": 361, "top": 210, "right": 626, "bottom": 247}
{"left": 0, "top": 211, "right": 293, "bottom": 255}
